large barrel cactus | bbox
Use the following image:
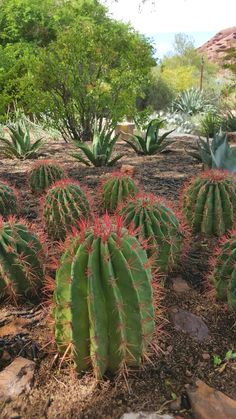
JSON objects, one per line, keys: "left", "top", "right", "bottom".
{"left": 0, "top": 217, "right": 45, "bottom": 302}
{"left": 0, "top": 181, "right": 18, "bottom": 216}
{"left": 118, "top": 193, "right": 185, "bottom": 274}
{"left": 29, "top": 160, "right": 65, "bottom": 194}
{"left": 53, "top": 215, "right": 155, "bottom": 378}
{"left": 100, "top": 172, "right": 138, "bottom": 212}
{"left": 209, "top": 231, "right": 236, "bottom": 310}
{"left": 42, "top": 179, "right": 91, "bottom": 241}
{"left": 181, "top": 170, "right": 236, "bottom": 236}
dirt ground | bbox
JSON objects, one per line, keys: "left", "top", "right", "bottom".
{"left": 0, "top": 136, "right": 236, "bottom": 418}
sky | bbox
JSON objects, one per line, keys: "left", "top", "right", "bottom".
{"left": 102, "top": 0, "right": 236, "bottom": 57}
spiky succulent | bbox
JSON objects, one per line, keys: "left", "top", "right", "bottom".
{"left": 42, "top": 179, "right": 91, "bottom": 241}
{"left": 181, "top": 170, "right": 236, "bottom": 236}
{"left": 100, "top": 172, "right": 138, "bottom": 212}
{"left": 53, "top": 215, "right": 155, "bottom": 378}
{"left": 118, "top": 193, "right": 185, "bottom": 274}
{"left": 29, "top": 160, "right": 66, "bottom": 194}
{"left": 0, "top": 217, "right": 45, "bottom": 303}
{"left": 0, "top": 181, "right": 19, "bottom": 216}
{"left": 209, "top": 231, "right": 236, "bottom": 310}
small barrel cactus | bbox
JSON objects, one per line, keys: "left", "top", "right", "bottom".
{"left": 0, "top": 180, "right": 18, "bottom": 216}
{"left": 42, "top": 179, "right": 91, "bottom": 241}
{"left": 100, "top": 172, "right": 138, "bottom": 212}
{"left": 0, "top": 217, "right": 45, "bottom": 303}
{"left": 209, "top": 231, "right": 236, "bottom": 310}
{"left": 118, "top": 193, "right": 185, "bottom": 274}
{"left": 29, "top": 160, "right": 65, "bottom": 194}
{"left": 181, "top": 170, "right": 236, "bottom": 236}
{"left": 53, "top": 215, "right": 155, "bottom": 378}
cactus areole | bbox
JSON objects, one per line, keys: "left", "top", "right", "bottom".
{"left": 209, "top": 231, "right": 236, "bottom": 310}
{"left": 53, "top": 215, "right": 155, "bottom": 378}
{"left": 29, "top": 160, "right": 65, "bottom": 194}
{"left": 101, "top": 172, "right": 138, "bottom": 212}
{"left": 181, "top": 170, "right": 236, "bottom": 236}
{"left": 119, "top": 193, "right": 185, "bottom": 274}
{"left": 0, "top": 217, "right": 45, "bottom": 302}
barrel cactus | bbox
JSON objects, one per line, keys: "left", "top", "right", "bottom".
{"left": 53, "top": 215, "right": 155, "bottom": 378}
{"left": 0, "top": 217, "right": 45, "bottom": 303}
{"left": 181, "top": 170, "right": 236, "bottom": 236}
{"left": 209, "top": 231, "right": 236, "bottom": 310}
{"left": 29, "top": 160, "right": 65, "bottom": 194}
{"left": 118, "top": 193, "right": 186, "bottom": 274}
{"left": 42, "top": 179, "right": 91, "bottom": 241}
{"left": 100, "top": 172, "right": 138, "bottom": 212}
{"left": 0, "top": 180, "right": 18, "bottom": 216}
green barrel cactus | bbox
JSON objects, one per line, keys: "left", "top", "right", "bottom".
{"left": 53, "top": 215, "right": 155, "bottom": 378}
{"left": 209, "top": 231, "right": 236, "bottom": 310}
{"left": 100, "top": 172, "right": 138, "bottom": 212}
{"left": 0, "top": 181, "right": 18, "bottom": 216}
{"left": 29, "top": 160, "right": 65, "bottom": 194}
{"left": 118, "top": 193, "right": 185, "bottom": 274}
{"left": 0, "top": 217, "right": 45, "bottom": 302}
{"left": 181, "top": 170, "right": 236, "bottom": 236}
{"left": 42, "top": 179, "right": 91, "bottom": 241}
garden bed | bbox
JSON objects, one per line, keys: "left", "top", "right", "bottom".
{"left": 0, "top": 135, "right": 235, "bottom": 418}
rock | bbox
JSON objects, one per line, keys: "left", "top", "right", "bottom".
{"left": 121, "top": 414, "right": 174, "bottom": 419}
{"left": 0, "top": 357, "right": 35, "bottom": 401}
{"left": 169, "top": 308, "right": 209, "bottom": 341}
{"left": 202, "top": 353, "right": 210, "bottom": 361}
{"left": 172, "top": 277, "right": 191, "bottom": 293}
{"left": 0, "top": 317, "right": 30, "bottom": 338}
{"left": 187, "top": 379, "right": 236, "bottom": 419}
{"left": 170, "top": 396, "right": 181, "bottom": 411}
{"left": 198, "top": 27, "right": 236, "bottom": 63}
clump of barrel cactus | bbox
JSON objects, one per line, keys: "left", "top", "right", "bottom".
{"left": 100, "top": 172, "right": 138, "bottom": 212}
{"left": 29, "top": 160, "right": 66, "bottom": 194}
{"left": 118, "top": 193, "right": 186, "bottom": 274}
{"left": 0, "top": 180, "right": 19, "bottom": 216}
{"left": 0, "top": 217, "right": 45, "bottom": 303}
{"left": 42, "top": 179, "right": 91, "bottom": 241}
{"left": 181, "top": 170, "right": 236, "bottom": 236}
{"left": 209, "top": 231, "right": 236, "bottom": 310}
{"left": 53, "top": 215, "right": 155, "bottom": 378}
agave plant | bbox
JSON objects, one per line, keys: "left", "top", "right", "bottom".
{"left": 0, "top": 122, "right": 43, "bottom": 159}
{"left": 71, "top": 123, "right": 123, "bottom": 167}
{"left": 200, "top": 112, "right": 223, "bottom": 138}
{"left": 221, "top": 111, "right": 236, "bottom": 132}
{"left": 123, "top": 118, "right": 174, "bottom": 155}
{"left": 172, "top": 88, "right": 214, "bottom": 116}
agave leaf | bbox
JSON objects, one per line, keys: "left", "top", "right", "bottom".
{"left": 70, "top": 152, "right": 91, "bottom": 166}
{"left": 107, "top": 153, "right": 124, "bottom": 166}
{"left": 122, "top": 137, "right": 142, "bottom": 154}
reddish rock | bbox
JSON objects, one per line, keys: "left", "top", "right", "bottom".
{"left": 187, "top": 379, "right": 236, "bottom": 419}
{"left": 169, "top": 308, "right": 209, "bottom": 341}
{"left": 0, "top": 357, "right": 35, "bottom": 401}
{"left": 198, "top": 27, "right": 236, "bottom": 64}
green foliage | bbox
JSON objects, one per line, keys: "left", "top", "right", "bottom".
{"left": 181, "top": 170, "right": 236, "bottom": 236}
{"left": 71, "top": 124, "right": 123, "bottom": 167}
{"left": 123, "top": 118, "right": 174, "bottom": 155}
{"left": 172, "top": 88, "right": 214, "bottom": 115}
{"left": 42, "top": 179, "right": 91, "bottom": 241}
{"left": 100, "top": 173, "right": 138, "bottom": 212}
{"left": 29, "top": 160, "right": 66, "bottom": 194}
{"left": 0, "top": 217, "right": 45, "bottom": 303}
{"left": 0, "top": 181, "right": 19, "bottom": 216}
{"left": 200, "top": 112, "right": 223, "bottom": 138}
{"left": 187, "top": 133, "right": 226, "bottom": 166}
{"left": 209, "top": 231, "right": 236, "bottom": 310}
{"left": 222, "top": 111, "right": 236, "bottom": 132}
{"left": 118, "top": 193, "right": 185, "bottom": 274}
{"left": 53, "top": 215, "right": 155, "bottom": 378}
{"left": 0, "top": 121, "right": 43, "bottom": 159}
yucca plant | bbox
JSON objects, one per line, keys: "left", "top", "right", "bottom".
{"left": 200, "top": 112, "right": 223, "bottom": 138}
{"left": 123, "top": 118, "right": 174, "bottom": 155}
{"left": 71, "top": 123, "right": 123, "bottom": 167}
{"left": 0, "top": 122, "right": 43, "bottom": 159}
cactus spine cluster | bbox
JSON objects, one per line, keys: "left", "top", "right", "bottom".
{"left": 42, "top": 179, "right": 91, "bottom": 241}
{"left": 29, "top": 160, "right": 65, "bottom": 194}
{"left": 0, "top": 181, "right": 18, "bottom": 216}
{"left": 209, "top": 231, "right": 236, "bottom": 310}
{"left": 53, "top": 215, "right": 155, "bottom": 378}
{"left": 119, "top": 193, "right": 185, "bottom": 273}
{"left": 181, "top": 170, "right": 236, "bottom": 236}
{"left": 101, "top": 173, "right": 138, "bottom": 212}
{"left": 0, "top": 217, "right": 45, "bottom": 302}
